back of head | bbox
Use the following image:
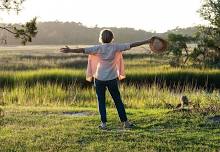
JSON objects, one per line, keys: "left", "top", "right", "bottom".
{"left": 99, "top": 29, "right": 114, "bottom": 44}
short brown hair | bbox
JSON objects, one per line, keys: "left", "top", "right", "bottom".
{"left": 99, "top": 29, "right": 114, "bottom": 43}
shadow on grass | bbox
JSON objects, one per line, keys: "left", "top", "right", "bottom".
{"left": 132, "top": 111, "right": 220, "bottom": 135}
{"left": 1, "top": 107, "right": 220, "bottom": 151}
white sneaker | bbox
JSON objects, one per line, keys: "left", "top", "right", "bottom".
{"left": 123, "top": 121, "right": 135, "bottom": 129}
{"left": 98, "top": 123, "right": 107, "bottom": 130}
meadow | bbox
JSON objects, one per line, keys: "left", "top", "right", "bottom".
{"left": 0, "top": 45, "right": 219, "bottom": 151}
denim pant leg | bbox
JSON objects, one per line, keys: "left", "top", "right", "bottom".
{"left": 95, "top": 79, "right": 107, "bottom": 123}
{"left": 107, "top": 79, "right": 128, "bottom": 122}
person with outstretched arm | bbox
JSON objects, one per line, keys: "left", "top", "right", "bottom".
{"left": 60, "top": 29, "right": 155, "bottom": 130}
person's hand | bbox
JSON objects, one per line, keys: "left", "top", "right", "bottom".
{"left": 60, "top": 46, "right": 70, "bottom": 53}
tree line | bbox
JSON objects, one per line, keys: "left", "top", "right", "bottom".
{"left": 167, "top": 0, "right": 220, "bottom": 68}
{"left": 0, "top": 21, "right": 197, "bottom": 45}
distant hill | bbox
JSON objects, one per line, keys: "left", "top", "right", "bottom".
{"left": 164, "top": 26, "right": 198, "bottom": 37}
{"left": 0, "top": 22, "right": 198, "bottom": 45}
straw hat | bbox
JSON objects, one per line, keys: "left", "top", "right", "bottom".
{"left": 149, "top": 37, "right": 167, "bottom": 53}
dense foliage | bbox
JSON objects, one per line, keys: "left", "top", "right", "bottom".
{"left": 193, "top": 0, "right": 220, "bottom": 66}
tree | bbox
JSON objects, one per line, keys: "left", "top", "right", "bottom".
{"left": 191, "top": 26, "right": 220, "bottom": 65}
{"left": 192, "top": 0, "right": 220, "bottom": 66}
{"left": 167, "top": 33, "right": 194, "bottom": 66}
{"left": 0, "top": 0, "right": 37, "bottom": 44}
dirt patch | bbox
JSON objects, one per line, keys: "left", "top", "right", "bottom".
{"left": 62, "top": 111, "right": 95, "bottom": 117}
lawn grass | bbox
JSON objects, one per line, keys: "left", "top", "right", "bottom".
{"left": 0, "top": 45, "right": 220, "bottom": 151}
{"left": 0, "top": 106, "right": 219, "bottom": 152}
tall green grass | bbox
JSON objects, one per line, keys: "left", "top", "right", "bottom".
{"left": 1, "top": 82, "right": 219, "bottom": 109}
{"left": 0, "top": 45, "right": 219, "bottom": 109}
{"left": 0, "top": 69, "right": 85, "bottom": 88}
{"left": 0, "top": 68, "right": 220, "bottom": 89}
{"left": 1, "top": 45, "right": 220, "bottom": 89}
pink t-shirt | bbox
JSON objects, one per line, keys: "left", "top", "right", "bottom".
{"left": 84, "top": 43, "right": 130, "bottom": 81}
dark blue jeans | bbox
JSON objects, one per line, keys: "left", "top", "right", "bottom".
{"left": 94, "top": 78, "right": 128, "bottom": 123}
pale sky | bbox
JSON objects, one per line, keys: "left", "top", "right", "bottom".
{"left": 1, "top": 0, "right": 207, "bottom": 32}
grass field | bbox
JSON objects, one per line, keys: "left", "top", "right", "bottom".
{"left": 0, "top": 45, "right": 220, "bottom": 151}
{"left": 0, "top": 106, "right": 219, "bottom": 152}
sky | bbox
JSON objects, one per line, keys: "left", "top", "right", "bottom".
{"left": 1, "top": 0, "right": 207, "bottom": 33}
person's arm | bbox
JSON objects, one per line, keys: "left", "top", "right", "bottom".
{"left": 130, "top": 38, "right": 152, "bottom": 48}
{"left": 60, "top": 46, "right": 85, "bottom": 53}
